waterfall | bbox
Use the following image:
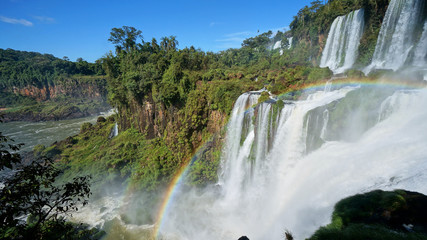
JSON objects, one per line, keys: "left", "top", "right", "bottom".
{"left": 219, "top": 92, "right": 260, "bottom": 200}
{"left": 273, "top": 40, "right": 281, "bottom": 50}
{"left": 288, "top": 37, "right": 293, "bottom": 49}
{"left": 320, "top": 9, "right": 365, "bottom": 73}
{"left": 414, "top": 21, "right": 427, "bottom": 67}
{"left": 366, "top": 0, "right": 425, "bottom": 72}
{"left": 109, "top": 123, "right": 118, "bottom": 138}
{"left": 159, "top": 82, "right": 427, "bottom": 240}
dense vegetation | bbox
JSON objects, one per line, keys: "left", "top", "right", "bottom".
{"left": 43, "top": 0, "right": 397, "bottom": 196}
{"left": 0, "top": 48, "right": 103, "bottom": 89}
{"left": 0, "top": 49, "right": 110, "bottom": 121}
{"left": 0, "top": 125, "right": 104, "bottom": 240}
{"left": 45, "top": 23, "right": 338, "bottom": 194}
{"left": 308, "top": 190, "right": 427, "bottom": 240}
{"left": 2, "top": 0, "right": 415, "bottom": 237}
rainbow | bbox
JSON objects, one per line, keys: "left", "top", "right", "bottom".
{"left": 274, "top": 77, "right": 426, "bottom": 98}
{"left": 152, "top": 156, "right": 193, "bottom": 239}
{"left": 152, "top": 77, "right": 426, "bottom": 239}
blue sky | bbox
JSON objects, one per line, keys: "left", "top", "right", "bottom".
{"left": 0, "top": 0, "right": 313, "bottom": 62}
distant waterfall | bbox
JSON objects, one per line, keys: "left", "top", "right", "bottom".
{"left": 320, "top": 9, "right": 365, "bottom": 73}
{"left": 113, "top": 123, "right": 118, "bottom": 137}
{"left": 367, "top": 0, "right": 425, "bottom": 72}
{"left": 273, "top": 40, "right": 281, "bottom": 50}
{"left": 288, "top": 37, "right": 293, "bottom": 49}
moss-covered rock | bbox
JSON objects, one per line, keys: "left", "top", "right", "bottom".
{"left": 308, "top": 190, "right": 427, "bottom": 240}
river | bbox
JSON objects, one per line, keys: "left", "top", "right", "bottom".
{"left": 0, "top": 109, "right": 115, "bottom": 152}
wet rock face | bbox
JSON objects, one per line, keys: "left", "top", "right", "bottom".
{"left": 118, "top": 92, "right": 227, "bottom": 143}
{"left": 12, "top": 82, "right": 105, "bottom": 102}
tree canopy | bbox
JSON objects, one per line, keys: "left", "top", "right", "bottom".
{"left": 108, "top": 26, "right": 143, "bottom": 53}
{"left": 0, "top": 48, "right": 104, "bottom": 89}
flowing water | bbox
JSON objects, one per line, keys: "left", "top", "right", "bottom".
{"left": 366, "top": 0, "right": 425, "bottom": 72}
{"left": 0, "top": 109, "right": 115, "bottom": 152}
{"left": 112, "top": 123, "right": 119, "bottom": 138}
{"left": 46, "top": 2, "right": 427, "bottom": 236}
{"left": 287, "top": 37, "right": 293, "bottom": 49}
{"left": 273, "top": 40, "right": 281, "bottom": 50}
{"left": 415, "top": 21, "right": 427, "bottom": 67}
{"left": 158, "top": 81, "right": 427, "bottom": 240}
{"left": 13, "top": 2, "right": 427, "bottom": 237}
{"left": 320, "top": 9, "right": 365, "bottom": 73}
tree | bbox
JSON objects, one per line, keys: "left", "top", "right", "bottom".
{"left": 0, "top": 130, "right": 22, "bottom": 170}
{"left": 160, "top": 36, "right": 179, "bottom": 52}
{"left": 160, "top": 37, "right": 169, "bottom": 52}
{"left": 0, "top": 128, "right": 93, "bottom": 239}
{"left": 168, "top": 36, "right": 179, "bottom": 52}
{"left": 151, "top": 38, "right": 160, "bottom": 53}
{"left": 108, "top": 26, "right": 143, "bottom": 53}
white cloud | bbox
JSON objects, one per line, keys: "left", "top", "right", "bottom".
{"left": 216, "top": 37, "right": 246, "bottom": 42}
{"left": 215, "top": 31, "right": 254, "bottom": 50}
{"left": 214, "top": 27, "right": 290, "bottom": 51}
{"left": 33, "top": 16, "right": 55, "bottom": 23}
{"left": 214, "top": 31, "right": 254, "bottom": 49}
{"left": 0, "top": 16, "right": 33, "bottom": 26}
{"left": 225, "top": 31, "right": 253, "bottom": 37}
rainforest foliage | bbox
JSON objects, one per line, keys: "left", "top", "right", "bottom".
{"left": 45, "top": 0, "right": 395, "bottom": 193}
{"left": 0, "top": 48, "right": 104, "bottom": 89}
{"left": 45, "top": 0, "right": 394, "bottom": 193}
{"left": 51, "top": 26, "right": 336, "bottom": 191}
{"left": 2, "top": 0, "right": 417, "bottom": 238}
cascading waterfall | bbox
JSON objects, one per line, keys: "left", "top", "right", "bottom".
{"left": 269, "top": 37, "right": 292, "bottom": 55}
{"left": 414, "top": 21, "right": 427, "bottom": 67}
{"left": 320, "top": 9, "right": 365, "bottom": 73}
{"left": 159, "top": 80, "right": 427, "bottom": 240}
{"left": 219, "top": 92, "right": 259, "bottom": 202}
{"left": 70, "top": 3, "right": 427, "bottom": 238}
{"left": 366, "top": 0, "right": 425, "bottom": 72}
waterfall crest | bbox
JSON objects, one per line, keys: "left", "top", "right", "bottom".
{"left": 320, "top": 9, "right": 365, "bottom": 73}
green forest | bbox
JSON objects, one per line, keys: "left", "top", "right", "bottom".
{"left": 0, "top": 48, "right": 103, "bottom": 88}
{"left": 0, "top": 49, "right": 109, "bottom": 121}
